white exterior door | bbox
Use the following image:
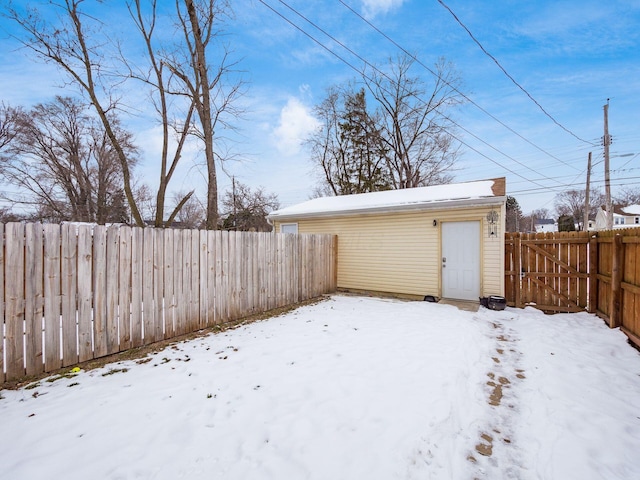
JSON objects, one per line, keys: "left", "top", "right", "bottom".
{"left": 442, "top": 221, "right": 480, "bottom": 300}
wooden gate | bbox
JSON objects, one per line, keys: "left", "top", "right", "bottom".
{"left": 505, "top": 232, "right": 593, "bottom": 313}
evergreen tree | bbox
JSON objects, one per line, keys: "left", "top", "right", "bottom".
{"left": 558, "top": 214, "right": 576, "bottom": 232}
{"left": 505, "top": 196, "right": 523, "bottom": 232}
{"left": 338, "top": 89, "right": 390, "bottom": 194}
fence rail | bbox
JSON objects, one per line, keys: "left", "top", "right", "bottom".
{"left": 505, "top": 229, "right": 640, "bottom": 348}
{"left": 0, "top": 223, "right": 337, "bottom": 385}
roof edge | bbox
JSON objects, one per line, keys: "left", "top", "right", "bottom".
{"left": 269, "top": 196, "right": 506, "bottom": 222}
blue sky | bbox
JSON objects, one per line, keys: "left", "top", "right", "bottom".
{"left": 1, "top": 0, "right": 639, "bottom": 215}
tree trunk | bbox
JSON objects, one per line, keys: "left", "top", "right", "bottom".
{"left": 185, "top": 0, "right": 218, "bottom": 230}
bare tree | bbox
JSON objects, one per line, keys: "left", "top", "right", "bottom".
{"left": 615, "top": 187, "right": 640, "bottom": 207}
{"left": 221, "top": 181, "right": 279, "bottom": 231}
{"left": 521, "top": 207, "right": 552, "bottom": 232}
{"left": 125, "top": 0, "right": 197, "bottom": 228}
{"left": 530, "top": 208, "right": 552, "bottom": 220}
{"left": 308, "top": 88, "right": 345, "bottom": 195}
{"left": 363, "top": 55, "right": 464, "bottom": 188}
{"left": 0, "top": 96, "right": 135, "bottom": 224}
{"left": 6, "top": 1, "right": 145, "bottom": 225}
{"left": 0, "top": 206, "right": 26, "bottom": 223}
{"left": 172, "top": 0, "right": 244, "bottom": 229}
{"left": 0, "top": 103, "right": 21, "bottom": 155}
{"left": 555, "top": 188, "right": 605, "bottom": 231}
{"left": 134, "top": 183, "right": 156, "bottom": 224}
{"left": 170, "top": 190, "right": 205, "bottom": 229}
{"left": 136, "top": 0, "right": 242, "bottom": 229}
{"left": 7, "top": 0, "right": 242, "bottom": 228}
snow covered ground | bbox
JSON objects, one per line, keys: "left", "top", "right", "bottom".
{"left": 2, "top": 294, "right": 640, "bottom": 480}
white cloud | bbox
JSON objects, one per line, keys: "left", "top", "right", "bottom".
{"left": 272, "top": 96, "right": 319, "bottom": 156}
{"left": 361, "top": 0, "right": 405, "bottom": 19}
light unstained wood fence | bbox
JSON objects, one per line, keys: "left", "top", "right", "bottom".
{"left": 505, "top": 229, "right": 640, "bottom": 348}
{"left": 0, "top": 223, "right": 337, "bottom": 385}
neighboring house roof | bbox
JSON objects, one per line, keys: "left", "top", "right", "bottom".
{"left": 621, "top": 204, "right": 640, "bottom": 215}
{"left": 595, "top": 206, "right": 640, "bottom": 230}
{"left": 268, "top": 178, "right": 506, "bottom": 221}
{"left": 534, "top": 219, "right": 558, "bottom": 233}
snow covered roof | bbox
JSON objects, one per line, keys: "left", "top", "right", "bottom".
{"left": 268, "top": 178, "right": 506, "bottom": 220}
{"left": 622, "top": 205, "right": 640, "bottom": 215}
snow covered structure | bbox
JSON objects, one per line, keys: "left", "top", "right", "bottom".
{"left": 534, "top": 219, "right": 558, "bottom": 233}
{"left": 594, "top": 205, "right": 640, "bottom": 230}
{"left": 268, "top": 178, "right": 507, "bottom": 301}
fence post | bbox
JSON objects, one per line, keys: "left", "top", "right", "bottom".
{"left": 0, "top": 223, "right": 4, "bottom": 384}
{"left": 610, "top": 234, "right": 623, "bottom": 328}
{"left": 332, "top": 234, "right": 338, "bottom": 291}
{"left": 514, "top": 233, "right": 522, "bottom": 309}
{"left": 588, "top": 235, "right": 598, "bottom": 314}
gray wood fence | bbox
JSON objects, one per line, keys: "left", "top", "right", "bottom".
{"left": 0, "top": 223, "right": 337, "bottom": 384}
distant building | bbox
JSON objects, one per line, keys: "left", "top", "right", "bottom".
{"left": 534, "top": 219, "right": 558, "bottom": 233}
{"left": 594, "top": 205, "right": 640, "bottom": 230}
{"left": 268, "top": 177, "right": 507, "bottom": 301}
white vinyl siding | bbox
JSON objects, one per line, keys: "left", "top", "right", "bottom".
{"left": 276, "top": 204, "right": 504, "bottom": 298}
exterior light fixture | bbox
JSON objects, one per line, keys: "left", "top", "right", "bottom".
{"left": 486, "top": 210, "right": 499, "bottom": 236}
{"left": 433, "top": 219, "right": 438, "bottom": 227}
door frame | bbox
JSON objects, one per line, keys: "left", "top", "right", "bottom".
{"left": 441, "top": 220, "right": 481, "bottom": 300}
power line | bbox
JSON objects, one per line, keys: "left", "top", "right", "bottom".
{"left": 435, "top": 0, "right": 597, "bottom": 146}
{"left": 439, "top": 112, "right": 566, "bottom": 187}
{"left": 509, "top": 175, "right": 640, "bottom": 196}
{"left": 258, "top": 0, "right": 570, "bottom": 190}
{"left": 258, "top": 0, "right": 624, "bottom": 201}
{"left": 337, "top": 0, "right": 583, "bottom": 171}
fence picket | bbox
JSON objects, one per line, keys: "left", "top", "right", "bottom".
{"left": 0, "top": 223, "right": 4, "bottom": 383}
{"left": 200, "top": 230, "right": 208, "bottom": 327}
{"left": 153, "top": 229, "right": 164, "bottom": 341}
{"left": 105, "top": 226, "right": 120, "bottom": 355}
{"left": 61, "top": 223, "right": 78, "bottom": 367}
{"left": 93, "top": 226, "right": 107, "bottom": 357}
{"left": 163, "top": 229, "right": 175, "bottom": 338}
{"left": 142, "top": 228, "right": 155, "bottom": 344}
{"left": 214, "top": 230, "right": 224, "bottom": 324}
{"left": 180, "top": 230, "right": 191, "bottom": 335}
{"left": 77, "top": 225, "right": 93, "bottom": 362}
{"left": 242, "top": 232, "right": 251, "bottom": 316}
{"left": 173, "top": 229, "right": 185, "bottom": 335}
{"left": 5, "top": 223, "right": 25, "bottom": 380}
{"left": 504, "top": 229, "right": 640, "bottom": 348}
{"left": 130, "top": 227, "right": 144, "bottom": 348}
{"left": 227, "top": 231, "right": 233, "bottom": 319}
{"left": 1, "top": 224, "right": 337, "bottom": 384}
{"left": 43, "top": 224, "right": 62, "bottom": 371}
{"left": 118, "top": 226, "right": 132, "bottom": 350}
{"left": 206, "top": 230, "right": 215, "bottom": 325}
{"left": 25, "top": 222, "right": 44, "bottom": 375}
{"left": 189, "top": 230, "right": 199, "bottom": 331}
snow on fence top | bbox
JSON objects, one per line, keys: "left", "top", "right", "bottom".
{"left": 269, "top": 178, "right": 505, "bottom": 219}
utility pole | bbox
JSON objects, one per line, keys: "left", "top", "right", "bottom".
{"left": 584, "top": 151, "right": 592, "bottom": 231}
{"left": 604, "top": 100, "right": 612, "bottom": 230}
